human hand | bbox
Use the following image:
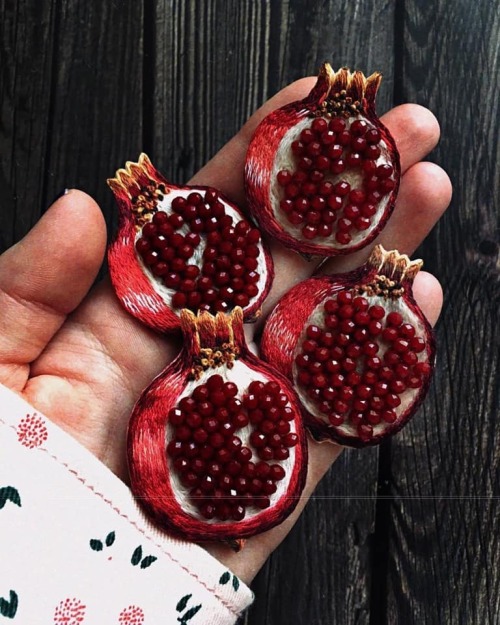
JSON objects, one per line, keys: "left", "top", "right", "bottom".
{"left": 0, "top": 77, "right": 451, "bottom": 584}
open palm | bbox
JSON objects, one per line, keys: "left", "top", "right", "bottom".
{"left": 0, "top": 78, "right": 451, "bottom": 582}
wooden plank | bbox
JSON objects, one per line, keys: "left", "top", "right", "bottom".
{"left": 249, "top": 449, "right": 382, "bottom": 625}
{"left": 150, "top": 0, "right": 272, "bottom": 181}
{"left": 43, "top": 0, "right": 144, "bottom": 227}
{"left": 150, "top": 0, "right": 394, "bottom": 620}
{"left": 0, "top": 0, "right": 57, "bottom": 248}
{"left": 248, "top": 1, "right": 396, "bottom": 620}
{"left": 387, "top": 1, "right": 500, "bottom": 622}
{"left": 132, "top": 1, "right": 399, "bottom": 623}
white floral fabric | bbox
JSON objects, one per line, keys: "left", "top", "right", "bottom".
{"left": 0, "top": 384, "right": 253, "bottom": 623}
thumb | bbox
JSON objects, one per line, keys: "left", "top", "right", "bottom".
{"left": 0, "top": 190, "right": 107, "bottom": 389}
{"left": 204, "top": 271, "right": 443, "bottom": 583}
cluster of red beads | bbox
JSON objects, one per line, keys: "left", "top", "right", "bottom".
{"left": 294, "top": 290, "right": 430, "bottom": 440}
{"left": 135, "top": 189, "right": 262, "bottom": 313}
{"left": 242, "top": 380, "right": 299, "bottom": 461}
{"left": 276, "top": 117, "right": 396, "bottom": 244}
{"left": 166, "top": 374, "right": 295, "bottom": 522}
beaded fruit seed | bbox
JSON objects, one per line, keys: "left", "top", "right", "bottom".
{"left": 261, "top": 246, "right": 435, "bottom": 446}
{"left": 245, "top": 64, "right": 400, "bottom": 256}
{"left": 128, "top": 307, "right": 308, "bottom": 541}
{"left": 108, "top": 154, "right": 274, "bottom": 333}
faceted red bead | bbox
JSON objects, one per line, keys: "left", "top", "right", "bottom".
{"left": 330, "top": 159, "right": 346, "bottom": 174}
{"left": 365, "top": 128, "right": 381, "bottom": 144}
{"left": 344, "top": 204, "right": 361, "bottom": 220}
{"left": 377, "top": 163, "right": 394, "bottom": 179}
{"left": 312, "top": 117, "right": 329, "bottom": 133}
{"left": 315, "top": 155, "right": 330, "bottom": 170}
{"left": 368, "top": 305, "right": 385, "bottom": 319}
{"left": 337, "top": 131, "right": 351, "bottom": 145}
{"left": 350, "top": 120, "right": 368, "bottom": 136}
{"left": 300, "top": 128, "right": 315, "bottom": 144}
{"left": 306, "top": 141, "right": 322, "bottom": 157}
{"left": 351, "top": 136, "right": 367, "bottom": 152}
{"left": 364, "top": 145, "right": 381, "bottom": 160}
{"left": 329, "top": 118, "right": 346, "bottom": 132}
{"left": 355, "top": 217, "right": 371, "bottom": 230}
{"left": 346, "top": 153, "right": 362, "bottom": 167}
{"left": 335, "top": 231, "right": 352, "bottom": 245}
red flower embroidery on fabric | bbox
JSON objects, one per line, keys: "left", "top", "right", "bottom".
{"left": 53, "top": 597, "right": 86, "bottom": 624}
{"left": 118, "top": 605, "right": 145, "bottom": 624}
{"left": 17, "top": 413, "right": 48, "bottom": 448}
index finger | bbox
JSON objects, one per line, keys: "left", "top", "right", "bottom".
{"left": 191, "top": 79, "right": 440, "bottom": 202}
{"left": 190, "top": 77, "right": 441, "bottom": 318}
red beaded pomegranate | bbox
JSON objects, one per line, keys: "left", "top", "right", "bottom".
{"left": 128, "top": 307, "right": 307, "bottom": 541}
{"left": 108, "top": 154, "right": 273, "bottom": 332}
{"left": 245, "top": 64, "right": 400, "bottom": 256}
{"left": 261, "top": 246, "right": 435, "bottom": 446}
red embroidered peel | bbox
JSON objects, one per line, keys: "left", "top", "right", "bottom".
{"left": 261, "top": 246, "right": 435, "bottom": 446}
{"left": 245, "top": 64, "right": 400, "bottom": 256}
{"left": 108, "top": 154, "right": 274, "bottom": 332}
{"left": 128, "top": 307, "right": 307, "bottom": 541}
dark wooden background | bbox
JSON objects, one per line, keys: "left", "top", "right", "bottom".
{"left": 1, "top": 1, "right": 499, "bottom": 623}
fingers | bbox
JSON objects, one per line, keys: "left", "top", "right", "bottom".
{"left": 412, "top": 270, "right": 443, "bottom": 326}
{"left": 190, "top": 85, "right": 440, "bottom": 205}
{"left": 323, "top": 161, "right": 452, "bottom": 274}
{"left": 189, "top": 77, "right": 317, "bottom": 203}
{"left": 0, "top": 191, "right": 106, "bottom": 389}
{"left": 258, "top": 160, "right": 450, "bottom": 320}
{"left": 376, "top": 161, "right": 452, "bottom": 254}
{"left": 380, "top": 103, "right": 440, "bottom": 173}
{"left": 188, "top": 80, "right": 444, "bottom": 321}
{"left": 206, "top": 270, "right": 443, "bottom": 584}
{"left": 26, "top": 280, "right": 181, "bottom": 477}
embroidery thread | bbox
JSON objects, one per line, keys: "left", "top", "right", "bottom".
{"left": 0, "top": 487, "right": 21, "bottom": 510}
{"left": 131, "top": 545, "right": 157, "bottom": 569}
{"left": 0, "top": 590, "right": 18, "bottom": 619}
{"left": 53, "top": 597, "right": 86, "bottom": 624}
{"left": 118, "top": 605, "right": 145, "bottom": 624}
{"left": 17, "top": 413, "right": 48, "bottom": 449}
{"left": 175, "top": 594, "right": 201, "bottom": 624}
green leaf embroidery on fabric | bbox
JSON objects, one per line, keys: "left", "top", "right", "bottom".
{"left": 131, "top": 545, "right": 143, "bottom": 565}
{"left": 0, "top": 487, "right": 21, "bottom": 510}
{"left": 178, "top": 604, "right": 201, "bottom": 623}
{"left": 0, "top": 590, "right": 18, "bottom": 618}
{"left": 176, "top": 594, "right": 192, "bottom": 612}
{"left": 105, "top": 531, "right": 116, "bottom": 547}
{"left": 140, "top": 555, "right": 157, "bottom": 569}
{"left": 89, "top": 539, "right": 103, "bottom": 552}
{"left": 232, "top": 575, "right": 240, "bottom": 591}
{"left": 219, "top": 571, "right": 231, "bottom": 585}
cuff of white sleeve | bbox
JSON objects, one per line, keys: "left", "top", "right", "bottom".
{"left": 0, "top": 383, "right": 253, "bottom": 624}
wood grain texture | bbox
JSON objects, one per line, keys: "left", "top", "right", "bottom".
{"left": 44, "top": 0, "right": 144, "bottom": 228}
{"left": 150, "top": 0, "right": 272, "bottom": 181}
{"left": 387, "top": 1, "right": 500, "bottom": 623}
{"left": 230, "top": 1, "right": 395, "bottom": 623}
{"left": 0, "top": 0, "right": 57, "bottom": 248}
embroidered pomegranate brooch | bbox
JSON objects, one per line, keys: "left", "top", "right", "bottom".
{"left": 245, "top": 63, "right": 400, "bottom": 256}
{"left": 108, "top": 153, "right": 273, "bottom": 333}
{"left": 127, "top": 308, "right": 307, "bottom": 541}
{"left": 107, "top": 63, "right": 436, "bottom": 543}
{"left": 261, "top": 246, "right": 435, "bottom": 446}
